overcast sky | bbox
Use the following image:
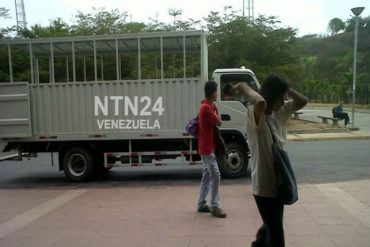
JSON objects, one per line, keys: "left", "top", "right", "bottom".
{"left": 1, "top": 0, "right": 369, "bottom": 36}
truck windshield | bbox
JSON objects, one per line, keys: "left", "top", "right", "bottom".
{"left": 220, "top": 73, "right": 258, "bottom": 106}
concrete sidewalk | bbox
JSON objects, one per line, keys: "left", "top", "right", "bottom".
{"left": 298, "top": 107, "right": 370, "bottom": 133}
{"left": 0, "top": 179, "right": 369, "bottom": 247}
{"left": 288, "top": 105, "right": 370, "bottom": 141}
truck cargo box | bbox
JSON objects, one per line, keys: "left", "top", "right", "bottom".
{"left": 0, "top": 31, "right": 207, "bottom": 141}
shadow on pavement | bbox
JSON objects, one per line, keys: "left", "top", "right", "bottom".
{"left": 0, "top": 168, "right": 251, "bottom": 190}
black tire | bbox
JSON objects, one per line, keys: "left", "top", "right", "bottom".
{"left": 63, "top": 147, "right": 95, "bottom": 182}
{"left": 218, "top": 142, "right": 248, "bottom": 178}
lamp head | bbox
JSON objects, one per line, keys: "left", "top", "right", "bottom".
{"left": 351, "top": 7, "right": 365, "bottom": 17}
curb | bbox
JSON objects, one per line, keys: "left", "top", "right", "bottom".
{"left": 288, "top": 118, "right": 349, "bottom": 135}
{"left": 287, "top": 132, "right": 370, "bottom": 142}
{"left": 288, "top": 128, "right": 349, "bottom": 134}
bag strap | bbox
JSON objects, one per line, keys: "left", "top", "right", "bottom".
{"left": 265, "top": 118, "right": 277, "bottom": 144}
{"left": 265, "top": 118, "right": 283, "bottom": 178}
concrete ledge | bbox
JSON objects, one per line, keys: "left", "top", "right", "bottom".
{"left": 288, "top": 128, "right": 349, "bottom": 134}
{"left": 288, "top": 118, "right": 349, "bottom": 135}
{"left": 288, "top": 132, "right": 370, "bottom": 142}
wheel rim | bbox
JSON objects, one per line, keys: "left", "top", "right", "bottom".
{"left": 67, "top": 154, "right": 87, "bottom": 177}
{"left": 226, "top": 149, "right": 244, "bottom": 173}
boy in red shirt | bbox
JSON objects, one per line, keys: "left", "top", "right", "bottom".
{"left": 197, "top": 81, "right": 227, "bottom": 218}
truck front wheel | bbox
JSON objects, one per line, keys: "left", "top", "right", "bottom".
{"left": 63, "top": 147, "right": 95, "bottom": 182}
{"left": 218, "top": 142, "right": 248, "bottom": 178}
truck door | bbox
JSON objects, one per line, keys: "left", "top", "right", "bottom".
{"left": 0, "top": 82, "right": 32, "bottom": 138}
{"left": 217, "top": 73, "right": 260, "bottom": 131}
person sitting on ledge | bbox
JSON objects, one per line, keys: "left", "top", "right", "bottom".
{"left": 332, "top": 103, "right": 351, "bottom": 126}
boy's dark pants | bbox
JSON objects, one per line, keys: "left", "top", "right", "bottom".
{"left": 333, "top": 112, "right": 350, "bottom": 125}
{"left": 252, "top": 195, "right": 285, "bottom": 247}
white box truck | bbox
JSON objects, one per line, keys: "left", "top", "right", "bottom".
{"left": 0, "top": 31, "right": 260, "bottom": 181}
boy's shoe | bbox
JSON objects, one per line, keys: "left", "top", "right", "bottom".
{"left": 197, "top": 205, "right": 211, "bottom": 213}
{"left": 210, "top": 207, "right": 227, "bottom": 218}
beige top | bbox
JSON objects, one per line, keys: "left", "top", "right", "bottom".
{"left": 246, "top": 100, "right": 295, "bottom": 197}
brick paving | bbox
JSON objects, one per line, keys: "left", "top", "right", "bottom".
{"left": 1, "top": 179, "right": 369, "bottom": 247}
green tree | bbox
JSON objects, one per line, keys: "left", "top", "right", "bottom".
{"left": 0, "top": 7, "right": 16, "bottom": 38}
{"left": 20, "top": 18, "right": 71, "bottom": 38}
{"left": 204, "top": 7, "right": 302, "bottom": 85}
{"left": 299, "top": 15, "right": 370, "bottom": 104}
{"left": 71, "top": 7, "right": 128, "bottom": 35}
{"left": 344, "top": 16, "right": 370, "bottom": 32}
{"left": 328, "top": 18, "right": 345, "bottom": 35}
{"left": 1, "top": 6, "right": 369, "bottom": 104}
{"left": 168, "top": 9, "right": 182, "bottom": 26}
{"left": 0, "top": 7, "right": 10, "bottom": 19}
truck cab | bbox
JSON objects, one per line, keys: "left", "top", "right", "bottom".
{"left": 211, "top": 68, "right": 261, "bottom": 177}
{"left": 213, "top": 67, "right": 260, "bottom": 131}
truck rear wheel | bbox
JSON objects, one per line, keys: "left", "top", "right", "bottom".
{"left": 218, "top": 142, "right": 248, "bottom": 178}
{"left": 63, "top": 147, "right": 95, "bottom": 182}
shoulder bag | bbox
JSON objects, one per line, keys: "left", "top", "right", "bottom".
{"left": 266, "top": 120, "right": 298, "bottom": 205}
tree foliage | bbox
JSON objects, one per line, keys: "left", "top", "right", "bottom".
{"left": 0, "top": 7, "right": 16, "bottom": 38}
{"left": 298, "top": 17, "right": 370, "bottom": 104}
{"left": 328, "top": 18, "right": 345, "bottom": 35}
{"left": 0, "top": 6, "right": 369, "bottom": 104}
{"left": 204, "top": 7, "right": 302, "bottom": 86}
{"left": 0, "top": 7, "right": 10, "bottom": 19}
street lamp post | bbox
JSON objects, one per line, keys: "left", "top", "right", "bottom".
{"left": 350, "top": 7, "right": 365, "bottom": 129}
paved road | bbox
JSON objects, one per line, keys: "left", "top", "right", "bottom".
{"left": 0, "top": 140, "right": 369, "bottom": 189}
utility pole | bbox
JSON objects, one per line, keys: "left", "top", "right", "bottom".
{"left": 350, "top": 7, "right": 365, "bottom": 129}
{"left": 243, "top": 0, "right": 245, "bottom": 16}
{"left": 15, "top": 0, "right": 27, "bottom": 31}
{"left": 251, "top": 0, "right": 254, "bottom": 21}
{"left": 243, "top": 0, "right": 255, "bottom": 21}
